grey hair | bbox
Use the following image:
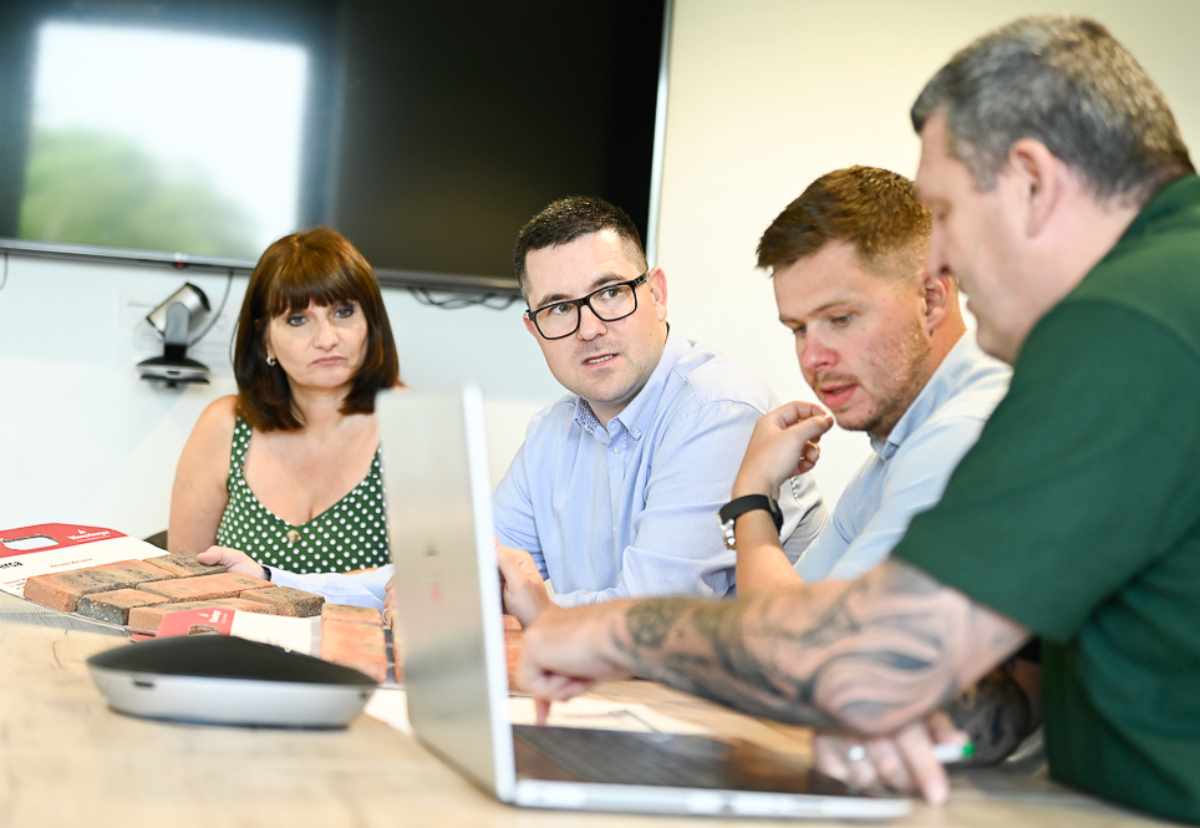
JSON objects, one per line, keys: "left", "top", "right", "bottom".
{"left": 911, "top": 15, "right": 1193, "bottom": 203}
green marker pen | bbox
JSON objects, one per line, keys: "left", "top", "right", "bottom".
{"left": 933, "top": 742, "right": 975, "bottom": 764}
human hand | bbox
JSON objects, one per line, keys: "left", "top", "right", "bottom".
{"left": 519, "top": 601, "right": 639, "bottom": 703}
{"left": 196, "top": 546, "right": 267, "bottom": 580}
{"left": 812, "top": 710, "right": 967, "bottom": 805}
{"left": 496, "top": 542, "right": 555, "bottom": 627}
{"left": 384, "top": 574, "right": 397, "bottom": 628}
{"left": 733, "top": 402, "right": 834, "bottom": 498}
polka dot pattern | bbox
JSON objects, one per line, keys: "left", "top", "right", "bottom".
{"left": 215, "top": 417, "right": 389, "bottom": 574}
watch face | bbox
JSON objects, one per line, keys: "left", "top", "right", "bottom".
{"left": 719, "top": 520, "right": 732, "bottom": 535}
{"left": 719, "top": 519, "right": 737, "bottom": 550}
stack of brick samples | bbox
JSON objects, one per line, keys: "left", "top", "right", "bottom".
{"left": 22, "top": 551, "right": 529, "bottom": 689}
{"left": 23, "top": 551, "right": 392, "bottom": 683}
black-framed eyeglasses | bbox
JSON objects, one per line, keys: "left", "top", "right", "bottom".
{"left": 525, "top": 273, "right": 649, "bottom": 340}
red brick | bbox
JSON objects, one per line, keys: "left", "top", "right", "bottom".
{"left": 143, "top": 551, "right": 226, "bottom": 577}
{"left": 127, "top": 597, "right": 276, "bottom": 634}
{"left": 135, "top": 572, "right": 270, "bottom": 602}
{"left": 94, "top": 559, "right": 176, "bottom": 584}
{"left": 320, "top": 618, "right": 386, "bottom": 683}
{"left": 321, "top": 604, "right": 383, "bottom": 626}
{"left": 240, "top": 586, "right": 325, "bottom": 617}
{"left": 77, "top": 589, "right": 171, "bottom": 625}
{"left": 23, "top": 560, "right": 172, "bottom": 613}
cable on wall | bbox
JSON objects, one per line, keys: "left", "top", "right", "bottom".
{"left": 407, "top": 287, "right": 520, "bottom": 311}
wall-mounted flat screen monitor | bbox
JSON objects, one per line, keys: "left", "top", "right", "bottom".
{"left": 0, "top": 0, "right": 666, "bottom": 295}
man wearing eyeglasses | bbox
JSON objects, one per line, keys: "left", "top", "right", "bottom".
{"left": 494, "top": 196, "right": 826, "bottom": 626}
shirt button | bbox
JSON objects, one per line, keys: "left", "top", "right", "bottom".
{"left": 612, "top": 448, "right": 620, "bottom": 455}
{"left": 286, "top": 529, "right": 301, "bottom": 544}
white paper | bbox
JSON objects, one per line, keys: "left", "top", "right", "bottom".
{"left": 229, "top": 612, "right": 320, "bottom": 655}
{"left": 365, "top": 686, "right": 411, "bottom": 733}
{"left": 0, "top": 531, "right": 163, "bottom": 598}
{"left": 507, "top": 695, "right": 712, "bottom": 735}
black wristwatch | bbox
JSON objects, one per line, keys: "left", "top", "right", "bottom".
{"left": 718, "top": 494, "right": 783, "bottom": 550}
{"left": 261, "top": 564, "right": 272, "bottom": 582}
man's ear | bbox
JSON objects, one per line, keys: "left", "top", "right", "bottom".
{"left": 1007, "top": 138, "right": 1062, "bottom": 237}
{"left": 647, "top": 266, "right": 668, "bottom": 321}
{"left": 919, "top": 267, "right": 952, "bottom": 331}
{"left": 522, "top": 312, "right": 539, "bottom": 340}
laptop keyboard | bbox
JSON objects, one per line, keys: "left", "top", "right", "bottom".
{"left": 513, "top": 725, "right": 847, "bottom": 794}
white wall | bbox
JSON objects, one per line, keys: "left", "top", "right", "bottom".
{"left": 0, "top": 255, "right": 561, "bottom": 536}
{"left": 657, "top": 0, "right": 1200, "bottom": 503}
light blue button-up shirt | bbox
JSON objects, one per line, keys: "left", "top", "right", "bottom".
{"left": 271, "top": 333, "right": 828, "bottom": 608}
{"left": 493, "top": 332, "right": 827, "bottom": 606}
{"left": 795, "top": 334, "right": 1010, "bottom": 583}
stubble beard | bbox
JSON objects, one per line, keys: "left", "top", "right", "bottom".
{"left": 573, "top": 353, "right": 646, "bottom": 419}
{"left": 852, "top": 318, "right": 934, "bottom": 438}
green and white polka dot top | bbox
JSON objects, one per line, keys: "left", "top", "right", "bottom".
{"left": 215, "top": 416, "right": 390, "bottom": 574}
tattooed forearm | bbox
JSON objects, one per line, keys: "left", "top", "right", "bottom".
{"left": 626, "top": 598, "right": 694, "bottom": 649}
{"left": 624, "top": 597, "right": 827, "bottom": 723}
{"left": 610, "top": 561, "right": 1030, "bottom": 737}
{"left": 945, "top": 664, "right": 1034, "bottom": 764}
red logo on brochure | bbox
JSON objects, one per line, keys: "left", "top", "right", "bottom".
{"left": 0, "top": 524, "right": 128, "bottom": 558}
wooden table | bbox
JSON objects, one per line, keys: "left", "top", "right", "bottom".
{"left": 0, "top": 592, "right": 1168, "bottom": 827}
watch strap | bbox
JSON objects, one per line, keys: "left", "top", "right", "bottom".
{"left": 718, "top": 494, "right": 783, "bottom": 532}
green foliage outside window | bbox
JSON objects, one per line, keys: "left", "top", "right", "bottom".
{"left": 19, "top": 127, "right": 258, "bottom": 259}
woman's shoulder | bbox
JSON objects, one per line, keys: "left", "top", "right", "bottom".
{"left": 176, "top": 395, "right": 239, "bottom": 484}
{"left": 191, "top": 395, "right": 240, "bottom": 446}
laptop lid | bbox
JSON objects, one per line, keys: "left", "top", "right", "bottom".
{"left": 380, "top": 386, "right": 911, "bottom": 820}
{"left": 378, "top": 385, "right": 517, "bottom": 802}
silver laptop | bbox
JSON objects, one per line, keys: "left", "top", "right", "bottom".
{"left": 379, "top": 386, "right": 911, "bottom": 819}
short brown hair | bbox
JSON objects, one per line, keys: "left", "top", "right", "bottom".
{"left": 757, "top": 166, "right": 931, "bottom": 278}
{"left": 513, "top": 196, "right": 647, "bottom": 299}
{"left": 233, "top": 228, "right": 401, "bottom": 431}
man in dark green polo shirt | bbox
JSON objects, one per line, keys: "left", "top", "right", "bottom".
{"left": 514, "top": 15, "right": 1200, "bottom": 824}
